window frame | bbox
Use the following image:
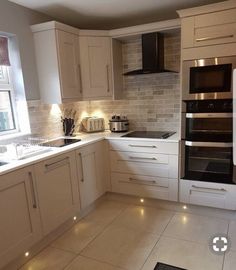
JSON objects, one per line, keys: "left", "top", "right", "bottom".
{"left": 0, "top": 65, "right": 19, "bottom": 135}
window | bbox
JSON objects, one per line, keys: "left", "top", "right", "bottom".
{"left": 0, "top": 66, "right": 16, "bottom": 133}
{"left": 0, "top": 35, "right": 30, "bottom": 137}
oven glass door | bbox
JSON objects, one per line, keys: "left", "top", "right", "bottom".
{"left": 186, "top": 113, "right": 232, "bottom": 142}
{"left": 190, "top": 64, "right": 232, "bottom": 93}
{"left": 184, "top": 142, "right": 233, "bottom": 184}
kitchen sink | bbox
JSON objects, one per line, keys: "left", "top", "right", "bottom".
{"left": 0, "top": 162, "right": 8, "bottom": 166}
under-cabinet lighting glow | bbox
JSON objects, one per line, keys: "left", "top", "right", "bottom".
{"left": 24, "top": 252, "right": 29, "bottom": 257}
{"left": 50, "top": 104, "right": 61, "bottom": 116}
{"left": 183, "top": 205, "right": 187, "bottom": 210}
{"left": 140, "top": 198, "right": 144, "bottom": 203}
{"left": 73, "top": 216, "right": 77, "bottom": 221}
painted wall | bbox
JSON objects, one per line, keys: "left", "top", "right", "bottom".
{"left": 0, "top": 0, "right": 51, "bottom": 100}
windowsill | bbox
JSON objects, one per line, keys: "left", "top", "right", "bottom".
{"left": 0, "top": 131, "right": 31, "bottom": 141}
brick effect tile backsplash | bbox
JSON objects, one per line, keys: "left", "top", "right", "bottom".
{"left": 28, "top": 31, "right": 180, "bottom": 137}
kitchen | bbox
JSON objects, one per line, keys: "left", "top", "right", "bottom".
{"left": 0, "top": 0, "right": 236, "bottom": 270}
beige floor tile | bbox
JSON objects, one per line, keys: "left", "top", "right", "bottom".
{"left": 163, "top": 213, "right": 228, "bottom": 244}
{"left": 141, "top": 236, "right": 224, "bottom": 270}
{"left": 111, "top": 205, "right": 174, "bottom": 234}
{"left": 84, "top": 200, "right": 129, "bottom": 225}
{"left": 65, "top": 256, "right": 124, "bottom": 270}
{"left": 228, "top": 221, "right": 236, "bottom": 251}
{"left": 223, "top": 250, "right": 236, "bottom": 270}
{"left": 20, "top": 246, "right": 75, "bottom": 270}
{"left": 51, "top": 219, "right": 106, "bottom": 254}
{"left": 81, "top": 224, "right": 159, "bottom": 270}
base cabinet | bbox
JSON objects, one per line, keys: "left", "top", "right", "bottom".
{"left": 76, "top": 141, "right": 106, "bottom": 209}
{"left": 109, "top": 139, "right": 179, "bottom": 201}
{"left": 0, "top": 167, "right": 42, "bottom": 269}
{"left": 180, "top": 179, "right": 236, "bottom": 210}
{"left": 34, "top": 151, "right": 80, "bottom": 235}
{"left": 111, "top": 172, "right": 178, "bottom": 201}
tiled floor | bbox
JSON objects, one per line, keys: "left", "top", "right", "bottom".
{"left": 19, "top": 197, "right": 236, "bottom": 270}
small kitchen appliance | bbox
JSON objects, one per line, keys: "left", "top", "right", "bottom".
{"left": 81, "top": 117, "right": 105, "bottom": 133}
{"left": 109, "top": 115, "right": 129, "bottom": 132}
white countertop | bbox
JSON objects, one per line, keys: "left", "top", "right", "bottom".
{"left": 0, "top": 130, "right": 180, "bottom": 176}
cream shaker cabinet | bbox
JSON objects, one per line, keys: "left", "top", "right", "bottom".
{"left": 31, "top": 22, "right": 82, "bottom": 104}
{"left": 34, "top": 151, "right": 80, "bottom": 235}
{"left": 0, "top": 167, "right": 42, "bottom": 269}
{"left": 79, "top": 36, "right": 113, "bottom": 100}
{"left": 76, "top": 141, "right": 106, "bottom": 209}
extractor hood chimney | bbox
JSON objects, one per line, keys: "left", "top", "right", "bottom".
{"left": 124, "top": 32, "right": 176, "bottom": 76}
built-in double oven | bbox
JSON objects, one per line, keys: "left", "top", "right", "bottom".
{"left": 181, "top": 56, "right": 236, "bottom": 184}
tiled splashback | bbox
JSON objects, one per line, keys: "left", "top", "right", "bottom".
{"left": 28, "top": 31, "right": 180, "bottom": 137}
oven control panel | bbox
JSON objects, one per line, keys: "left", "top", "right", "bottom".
{"left": 186, "top": 99, "right": 232, "bottom": 113}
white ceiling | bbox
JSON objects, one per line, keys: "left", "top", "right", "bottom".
{"left": 9, "top": 0, "right": 224, "bottom": 29}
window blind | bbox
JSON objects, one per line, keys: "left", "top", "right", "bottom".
{"left": 0, "top": 36, "right": 10, "bottom": 66}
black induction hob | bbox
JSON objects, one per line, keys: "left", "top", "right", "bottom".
{"left": 122, "top": 131, "right": 176, "bottom": 139}
{"left": 154, "top": 262, "right": 187, "bottom": 270}
{"left": 40, "top": 138, "right": 81, "bottom": 147}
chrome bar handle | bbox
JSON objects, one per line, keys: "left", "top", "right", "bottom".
{"left": 191, "top": 185, "right": 226, "bottom": 192}
{"left": 78, "top": 64, "right": 83, "bottom": 94}
{"left": 186, "top": 113, "right": 232, "bottom": 118}
{"left": 106, "top": 65, "right": 110, "bottom": 93}
{"left": 129, "top": 156, "right": 157, "bottom": 161}
{"left": 129, "top": 177, "right": 156, "bottom": 184}
{"left": 185, "top": 141, "right": 233, "bottom": 148}
{"left": 28, "top": 171, "right": 37, "bottom": 209}
{"left": 128, "top": 177, "right": 167, "bottom": 188}
{"left": 128, "top": 144, "right": 157, "bottom": 148}
{"left": 78, "top": 153, "right": 84, "bottom": 182}
{"left": 45, "top": 157, "right": 69, "bottom": 170}
{"left": 196, "top": 34, "right": 234, "bottom": 42}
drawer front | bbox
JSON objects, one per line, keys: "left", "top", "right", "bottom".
{"left": 111, "top": 150, "right": 169, "bottom": 165}
{"left": 110, "top": 151, "right": 178, "bottom": 178}
{"left": 111, "top": 172, "right": 178, "bottom": 201}
{"left": 194, "top": 23, "right": 236, "bottom": 47}
{"left": 109, "top": 140, "right": 178, "bottom": 155}
{"left": 180, "top": 179, "right": 236, "bottom": 210}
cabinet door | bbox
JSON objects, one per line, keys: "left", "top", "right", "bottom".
{"left": 76, "top": 141, "right": 106, "bottom": 209}
{"left": 34, "top": 151, "right": 80, "bottom": 235}
{"left": 79, "top": 36, "right": 112, "bottom": 99}
{"left": 57, "top": 30, "right": 82, "bottom": 101}
{"left": 0, "top": 167, "right": 42, "bottom": 269}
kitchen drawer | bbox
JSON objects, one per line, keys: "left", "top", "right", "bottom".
{"left": 194, "top": 23, "right": 236, "bottom": 47}
{"left": 109, "top": 139, "right": 179, "bottom": 155}
{"left": 111, "top": 172, "right": 178, "bottom": 201}
{"left": 111, "top": 150, "right": 169, "bottom": 164}
{"left": 110, "top": 151, "right": 178, "bottom": 178}
{"left": 180, "top": 179, "right": 236, "bottom": 210}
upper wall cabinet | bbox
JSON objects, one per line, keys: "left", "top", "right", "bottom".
{"left": 31, "top": 21, "right": 82, "bottom": 104}
{"left": 79, "top": 33, "right": 123, "bottom": 100}
{"left": 181, "top": 9, "right": 236, "bottom": 49}
{"left": 177, "top": 1, "right": 236, "bottom": 58}
{"left": 79, "top": 36, "right": 112, "bottom": 100}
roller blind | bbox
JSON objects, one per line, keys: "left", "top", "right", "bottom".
{"left": 0, "top": 36, "right": 10, "bottom": 66}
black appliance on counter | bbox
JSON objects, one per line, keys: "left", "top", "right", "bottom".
{"left": 182, "top": 99, "right": 234, "bottom": 184}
